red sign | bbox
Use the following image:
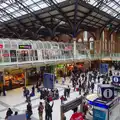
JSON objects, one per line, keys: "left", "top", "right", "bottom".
{"left": 2, "top": 54, "right": 10, "bottom": 57}
{"left": 65, "top": 46, "right": 72, "bottom": 51}
{"left": 0, "top": 44, "right": 3, "bottom": 49}
{"left": 70, "top": 112, "right": 84, "bottom": 120}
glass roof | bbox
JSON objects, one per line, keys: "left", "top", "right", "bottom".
{"left": 0, "top": 0, "right": 66, "bottom": 22}
{"left": 88, "top": 0, "right": 120, "bottom": 19}
{"left": 0, "top": 0, "right": 120, "bottom": 23}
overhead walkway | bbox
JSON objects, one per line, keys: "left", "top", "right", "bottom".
{"left": 0, "top": 39, "right": 89, "bottom": 69}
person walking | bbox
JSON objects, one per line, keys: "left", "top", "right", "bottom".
{"left": 2, "top": 85, "right": 6, "bottom": 96}
{"left": 83, "top": 102, "right": 88, "bottom": 116}
{"left": 91, "top": 80, "right": 95, "bottom": 93}
{"left": 48, "top": 101, "right": 54, "bottom": 120}
{"left": 38, "top": 102, "right": 44, "bottom": 120}
{"left": 5, "top": 108, "right": 13, "bottom": 119}
{"left": 26, "top": 102, "right": 32, "bottom": 120}
{"left": 67, "top": 86, "right": 70, "bottom": 97}
{"left": 0, "top": 87, "right": 2, "bottom": 96}
{"left": 45, "top": 99, "right": 49, "bottom": 120}
{"left": 78, "top": 82, "right": 82, "bottom": 95}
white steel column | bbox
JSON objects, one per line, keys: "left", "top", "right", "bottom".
{"left": 24, "top": 69, "right": 27, "bottom": 87}
{"left": 73, "top": 38, "right": 77, "bottom": 59}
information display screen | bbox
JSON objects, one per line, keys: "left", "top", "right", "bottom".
{"left": 19, "top": 45, "right": 32, "bottom": 49}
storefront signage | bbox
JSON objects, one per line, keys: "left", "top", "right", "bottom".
{"left": 0, "top": 44, "right": 3, "bottom": 49}
{"left": 19, "top": 45, "right": 32, "bottom": 49}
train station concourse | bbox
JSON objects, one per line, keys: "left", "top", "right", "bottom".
{"left": 0, "top": 0, "right": 120, "bottom": 120}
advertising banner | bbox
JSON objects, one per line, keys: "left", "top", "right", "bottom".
{"left": 93, "top": 109, "right": 106, "bottom": 120}
{"left": 43, "top": 73, "right": 55, "bottom": 89}
{"left": 100, "top": 63, "right": 108, "bottom": 74}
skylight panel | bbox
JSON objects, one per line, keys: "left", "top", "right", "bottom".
{"left": 23, "top": 0, "right": 34, "bottom": 6}
{"left": 29, "top": 4, "right": 40, "bottom": 11}
{"left": 38, "top": 2, "right": 48, "bottom": 9}
{"left": 0, "top": 3, "right": 8, "bottom": 8}
{"left": 5, "top": 7, "right": 15, "bottom": 13}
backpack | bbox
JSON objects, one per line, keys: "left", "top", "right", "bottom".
{"left": 39, "top": 105, "right": 44, "bottom": 113}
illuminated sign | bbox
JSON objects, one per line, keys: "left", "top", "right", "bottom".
{"left": 19, "top": 45, "right": 32, "bottom": 49}
{"left": 0, "top": 44, "right": 3, "bottom": 49}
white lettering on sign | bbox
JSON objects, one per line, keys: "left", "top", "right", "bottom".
{"left": 103, "top": 89, "right": 113, "bottom": 99}
{"left": 114, "top": 77, "right": 119, "bottom": 83}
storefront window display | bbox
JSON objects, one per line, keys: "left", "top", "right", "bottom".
{"left": 4, "top": 69, "right": 25, "bottom": 89}
{"left": 26, "top": 68, "right": 39, "bottom": 84}
{"left": 55, "top": 64, "right": 66, "bottom": 77}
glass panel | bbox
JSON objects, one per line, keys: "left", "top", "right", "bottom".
{"left": 17, "top": 50, "right": 29, "bottom": 62}
{"left": 0, "top": 50, "right": 2, "bottom": 62}
{"left": 10, "top": 50, "right": 17, "bottom": 62}
{"left": 88, "top": 0, "right": 120, "bottom": 19}
{"left": 2, "top": 50, "right": 10, "bottom": 62}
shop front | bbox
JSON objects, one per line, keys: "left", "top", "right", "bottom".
{"left": 4, "top": 68, "right": 25, "bottom": 90}
{"left": 55, "top": 64, "right": 66, "bottom": 77}
{"left": 0, "top": 72, "right": 3, "bottom": 87}
{"left": 26, "top": 67, "right": 39, "bottom": 85}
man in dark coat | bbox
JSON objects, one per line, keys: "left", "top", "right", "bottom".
{"left": 47, "top": 101, "right": 54, "bottom": 120}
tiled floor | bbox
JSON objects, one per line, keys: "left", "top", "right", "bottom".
{"left": 0, "top": 76, "right": 105, "bottom": 120}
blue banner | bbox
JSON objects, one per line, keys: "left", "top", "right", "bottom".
{"left": 93, "top": 109, "right": 106, "bottom": 120}
{"left": 8, "top": 114, "right": 26, "bottom": 120}
{"left": 100, "top": 64, "right": 108, "bottom": 74}
{"left": 43, "top": 73, "right": 55, "bottom": 89}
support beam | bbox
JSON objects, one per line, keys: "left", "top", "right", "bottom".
{"left": 73, "top": 0, "right": 79, "bottom": 37}
{"left": 46, "top": 0, "right": 73, "bottom": 28}
{"left": 109, "top": 23, "right": 120, "bottom": 37}
{"left": 15, "top": 0, "right": 49, "bottom": 28}
{"left": 76, "top": 0, "right": 103, "bottom": 31}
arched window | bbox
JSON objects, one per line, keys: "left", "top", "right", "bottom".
{"left": 89, "top": 37, "right": 94, "bottom": 50}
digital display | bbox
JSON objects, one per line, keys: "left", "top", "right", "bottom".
{"left": 19, "top": 45, "right": 32, "bottom": 49}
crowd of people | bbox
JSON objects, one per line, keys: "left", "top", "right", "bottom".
{"left": 3, "top": 65, "right": 119, "bottom": 120}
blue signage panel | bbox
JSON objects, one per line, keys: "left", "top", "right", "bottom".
{"left": 112, "top": 76, "right": 120, "bottom": 84}
{"left": 43, "top": 73, "right": 55, "bottom": 89}
{"left": 101, "top": 87, "right": 114, "bottom": 100}
{"left": 100, "top": 64, "right": 108, "bottom": 74}
{"left": 93, "top": 109, "right": 106, "bottom": 120}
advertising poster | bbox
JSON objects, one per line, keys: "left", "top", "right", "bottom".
{"left": 100, "top": 63, "right": 108, "bottom": 74}
{"left": 93, "top": 109, "right": 106, "bottom": 120}
{"left": 43, "top": 73, "right": 55, "bottom": 89}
